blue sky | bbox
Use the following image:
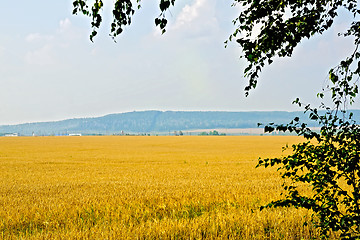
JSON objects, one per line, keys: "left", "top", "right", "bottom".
{"left": 0, "top": 0, "right": 357, "bottom": 125}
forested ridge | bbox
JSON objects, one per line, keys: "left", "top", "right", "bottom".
{"left": 2, "top": 110, "right": 360, "bottom": 136}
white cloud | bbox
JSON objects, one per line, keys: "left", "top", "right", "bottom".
{"left": 0, "top": 45, "right": 4, "bottom": 55}
{"left": 152, "top": 0, "right": 219, "bottom": 39}
{"left": 25, "top": 33, "right": 54, "bottom": 43}
{"left": 23, "top": 18, "right": 82, "bottom": 65}
{"left": 25, "top": 18, "right": 76, "bottom": 44}
{"left": 58, "top": 18, "right": 72, "bottom": 33}
{"left": 24, "top": 44, "right": 55, "bottom": 66}
{"left": 90, "top": 48, "right": 98, "bottom": 56}
{"left": 58, "top": 18, "right": 82, "bottom": 43}
{"left": 173, "top": 0, "right": 205, "bottom": 29}
{"left": 25, "top": 33, "right": 41, "bottom": 42}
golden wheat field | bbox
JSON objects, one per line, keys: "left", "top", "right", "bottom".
{"left": 0, "top": 136, "right": 323, "bottom": 239}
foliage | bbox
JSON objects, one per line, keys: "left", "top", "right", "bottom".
{"left": 253, "top": 0, "right": 360, "bottom": 236}
{"left": 258, "top": 103, "right": 360, "bottom": 238}
{"left": 198, "top": 130, "right": 226, "bottom": 136}
{"left": 230, "top": 0, "right": 359, "bottom": 95}
{"left": 72, "top": 0, "right": 174, "bottom": 41}
{"left": 234, "top": 0, "right": 360, "bottom": 238}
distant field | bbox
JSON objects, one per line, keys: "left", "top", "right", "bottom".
{"left": 185, "top": 128, "right": 265, "bottom": 135}
{"left": 0, "top": 136, "right": 321, "bottom": 239}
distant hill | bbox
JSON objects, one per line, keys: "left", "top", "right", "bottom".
{"left": 1, "top": 110, "right": 360, "bottom": 136}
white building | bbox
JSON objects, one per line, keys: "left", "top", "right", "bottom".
{"left": 4, "top": 133, "right": 18, "bottom": 137}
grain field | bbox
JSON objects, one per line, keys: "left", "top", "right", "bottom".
{"left": 0, "top": 136, "right": 318, "bottom": 239}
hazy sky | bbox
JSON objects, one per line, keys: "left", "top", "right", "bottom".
{"left": 0, "top": 0, "right": 357, "bottom": 125}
